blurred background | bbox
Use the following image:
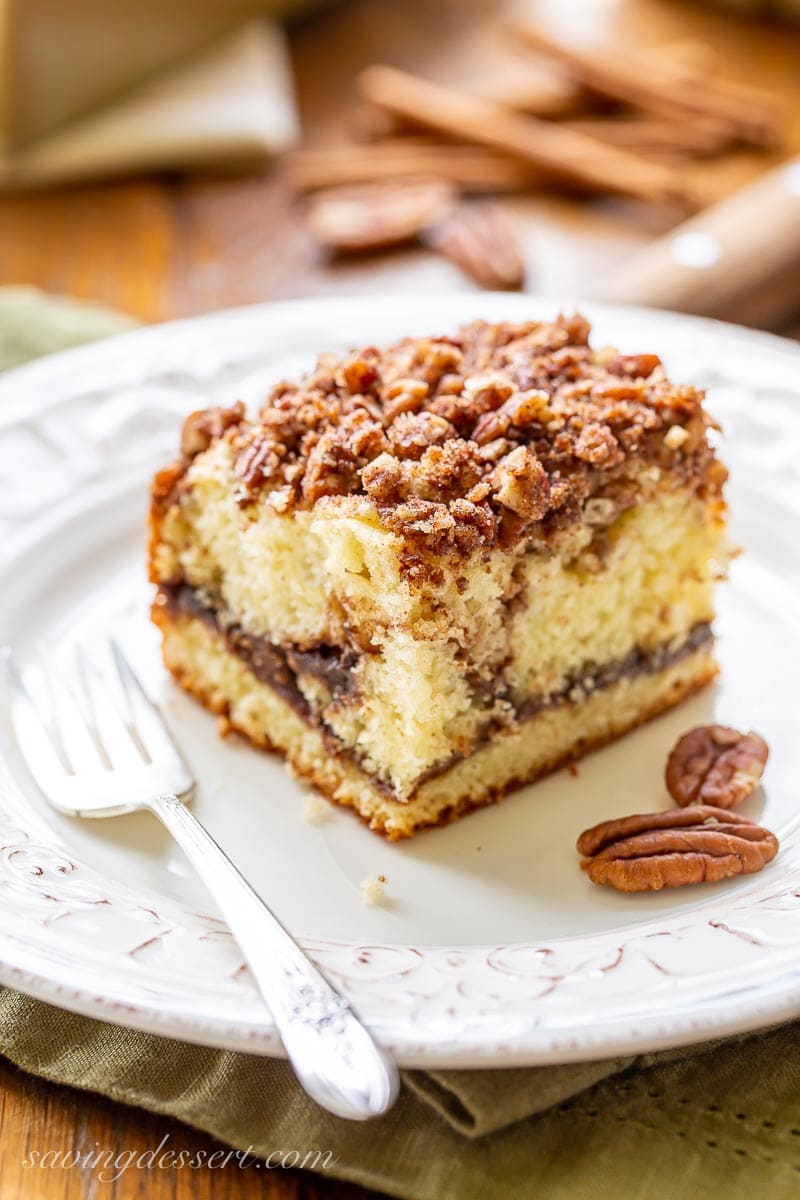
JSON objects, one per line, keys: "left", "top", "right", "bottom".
{"left": 1, "top": 0, "right": 800, "bottom": 347}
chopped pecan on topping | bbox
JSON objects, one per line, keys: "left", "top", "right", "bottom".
{"left": 491, "top": 445, "right": 550, "bottom": 519}
{"left": 469, "top": 409, "right": 506, "bottom": 447}
{"left": 559, "top": 312, "right": 592, "bottom": 347}
{"left": 465, "top": 479, "right": 493, "bottom": 505}
{"left": 388, "top": 498, "right": 456, "bottom": 547}
{"left": 476, "top": 437, "right": 513, "bottom": 463}
{"left": 268, "top": 485, "right": 293, "bottom": 513}
{"left": 360, "top": 452, "right": 407, "bottom": 503}
{"left": 426, "top": 392, "right": 471, "bottom": 431}
{"left": 551, "top": 474, "right": 573, "bottom": 501}
{"left": 384, "top": 493, "right": 495, "bottom": 556}
{"left": 424, "top": 202, "right": 526, "bottom": 291}
{"left": 666, "top": 725, "right": 769, "bottom": 809}
{"left": 235, "top": 437, "right": 283, "bottom": 496}
{"left": 389, "top": 411, "right": 456, "bottom": 459}
{"left": 597, "top": 398, "right": 661, "bottom": 434}
{"left": 149, "top": 461, "right": 188, "bottom": 521}
{"left": 343, "top": 409, "right": 389, "bottom": 459}
{"left": 340, "top": 354, "right": 380, "bottom": 395}
{"left": 591, "top": 380, "right": 644, "bottom": 403}
{"left": 410, "top": 438, "right": 485, "bottom": 501}
{"left": 572, "top": 421, "right": 624, "bottom": 468}
{"left": 385, "top": 377, "right": 429, "bottom": 400}
{"left": 163, "top": 315, "right": 722, "bottom": 559}
{"left": 301, "top": 431, "right": 359, "bottom": 503}
{"left": 704, "top": 458, "right": 729, "bottom": 499}
{"left": 591, "top": 345, "right": 618, "bottom": 367}
{"left": 577, "top": 805, "right": 778, "bottom": 893}
{"left": 383, "top": 377, "right": 430, "bottom": 422}
{"left": 301, "top": 410, "right": 389, "bottom": 504}
{"left": 437, "top": 372, "right": 466, "bottom": 396}
{"left": 463, "top": 370, "right": 514, "bottom": 406}
{"left": 471, "top": 389, "right": 552, "bottom": 445}
{"left": 305, "top": 179, "right": 457, "bottom": 254}
{"left": 180, "top": 402, "right": 245, "bottom": 460}
{"left": 448, "top": 498, "right": 495, "bottom": 548}
{"left": 505, "top": 388, "right": 555, "bottom": 428}
{"left": 409, "top": 338, "right": 464, "bottom": 391}
{"left": 340, "top": 391, "right": 383, "bottom": 422}
{"left": 426, "top": 370, "right": 513, "bottom": 437}
{"left": 582, "top": 496, "right": 617, "bottom": 527}
{"left": 607, "top": 353, "right": 662, "bottom": 379}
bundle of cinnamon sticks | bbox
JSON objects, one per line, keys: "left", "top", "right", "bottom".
{"left": 287, "top": 19, "right": 784, "bottom": 291}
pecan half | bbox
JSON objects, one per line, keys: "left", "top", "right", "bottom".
{"left": 424, "top": 202, "right": 525, "bottom": 290}
{"left": 305, "top": 179, "right": 456, "bottom": 253}
{"left": 666, "top": 725, "right": 769, "bottom": 809}
{"left": 577, "top": 805, "right": 778, "bottom": 893}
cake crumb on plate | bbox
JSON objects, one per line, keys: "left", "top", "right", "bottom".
{"left": 302, "top": 793, "right": 330, "bottom": 824}
{"left": 360, "top": 873, "right": 388, "bottom": 906}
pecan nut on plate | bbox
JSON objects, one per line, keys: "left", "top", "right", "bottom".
{"left": 577, "top": 805, "right": 778, "bottom": 893}
{"left": 424, "top": 202, "right": 526, "bottom": 291}
{"left": 306, "top": 179, "right": 457, "bottom": 254}
{"left": 665, "top": 725, "right": 768, "bottom": 809}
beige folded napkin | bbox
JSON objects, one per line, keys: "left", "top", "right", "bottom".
{"left": 0, "top": 18, "right": 299, "bottom": 190}
{"left": 0, "top": 0, "right": 310, "bottom": 151}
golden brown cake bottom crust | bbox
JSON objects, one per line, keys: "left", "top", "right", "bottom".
{"left": 153, "top": 603, "right": 718, "bottom": 840}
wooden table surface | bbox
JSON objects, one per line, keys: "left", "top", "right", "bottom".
{"left": 1, "top": 0, "right": 799, "bottom": 1196}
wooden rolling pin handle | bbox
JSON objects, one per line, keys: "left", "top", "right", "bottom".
{"left": 595, "top": 158, "right": 800, "bottom": 327}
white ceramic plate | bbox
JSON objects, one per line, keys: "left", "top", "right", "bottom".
{"left": 1, "top": 294, "right": 800, "bottom": 1069}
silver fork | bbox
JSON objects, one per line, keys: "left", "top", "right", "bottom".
{"left": 4, "top": 639, "right": 398, "bottom": 1121}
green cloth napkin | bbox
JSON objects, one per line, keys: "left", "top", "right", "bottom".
{"left": 1, "top": 992, "right": 799, "bottom": 1198}
{"left": 1, "top": 287, "right": 799, "bottom": 1199}
{"left": 0, "top": 286, "right": 135, "bottom": 370}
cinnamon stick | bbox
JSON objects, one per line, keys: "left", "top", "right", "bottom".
{"left": 352, "top": 74, "right": 587, "bottom": 141}
{"left": 511, "top": 21, "right": 783, "bottom": 149}
{"left": 358, "top": 65, "right": 696, "bottom": 208}
{"left": 285, "top": 142, "right": 540, "bottom": 193}
{"left": 566, "top": 117, "right": 728, "bottom": 157}
{"left": 649, "top": 38, "right": 718, "bottom": 74}
{"left": 651, "top": 50, "right": 784, "bottom": 128}
{"left": 474, "top": 75, "right": 590, "bottom": 119}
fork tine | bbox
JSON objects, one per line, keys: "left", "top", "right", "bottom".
{"left": 44, "top": 658, "right": 108, "bottom": 775}
{"left": 73, "top": 644, "right": 144, "bottom": 770}
{"left": 5, "top": 648, "right": 54, "bottom": 735}
{"left": 4, "top": 650, "right": 75, "bottom": 788}
{"left": 109, "top": 638, "right": 191, "bottom": 773}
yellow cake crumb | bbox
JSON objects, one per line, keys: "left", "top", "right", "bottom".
{"left": 359, "top": 873, "right": 388, "bottom": 906}
{"left": 302, "top": 792, "right": 330, "bottom": 825}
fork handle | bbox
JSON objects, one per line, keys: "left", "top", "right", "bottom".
{"left": 146, "top": 792, "right": 398, "bottom": 1121}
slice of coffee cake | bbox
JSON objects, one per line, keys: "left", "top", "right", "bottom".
{"left": 149, "top": 314, "right": 728, "bottom": 838}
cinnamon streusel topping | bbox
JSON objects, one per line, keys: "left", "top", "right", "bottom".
{"left": 169, "top": 314, "right": 725, "bottom": 556}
